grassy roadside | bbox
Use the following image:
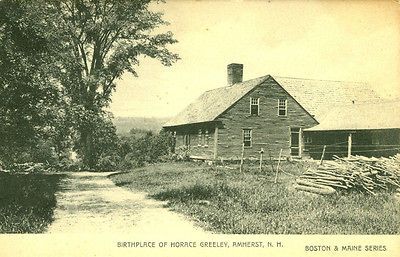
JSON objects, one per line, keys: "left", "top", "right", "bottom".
{"left": 110, "top": 162, "right": 400, "bottom": 234}
{"left": 0, "top": 173, "right": 64, "bottom": 233}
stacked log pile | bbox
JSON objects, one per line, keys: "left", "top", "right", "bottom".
{"left": 295, "top": 154, "right": 400, "bottom": 195}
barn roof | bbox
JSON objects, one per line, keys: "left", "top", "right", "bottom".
{"left": 272, "top": 77, "right": 380, "bottom": 121}
{"left": 304, "top": 100, "right": 400, "bottom": 131}
{"left": 164, "top": 75, "right": 381, "bottom": 127}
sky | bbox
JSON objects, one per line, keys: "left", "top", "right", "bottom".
{"left": 109, "top": 0, "right": 400, "bottom": 118}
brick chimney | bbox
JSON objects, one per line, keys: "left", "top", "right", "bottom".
{"left": 227, "top": 63, "right": 243, "bottom": 85}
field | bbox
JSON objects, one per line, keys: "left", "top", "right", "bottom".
{"left": 110, "top": 161, "right": 400, "bottom": 234}
{"left": 0, "top": 173, "right": 64, "bottom": 233}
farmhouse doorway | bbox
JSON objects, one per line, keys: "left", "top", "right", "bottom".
{"left": 290, "top": 127, "right": 301, "bottom": 157}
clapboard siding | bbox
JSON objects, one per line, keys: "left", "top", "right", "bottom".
{"left": 215, "top": 77, "right": 318, "bottom": 159}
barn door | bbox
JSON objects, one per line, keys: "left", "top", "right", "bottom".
{"left": 290, "top": 127, "right": 301, "bottom": 156}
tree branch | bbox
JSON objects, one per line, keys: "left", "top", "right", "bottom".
{"left": 78, "top": 43, "right": 90, "bottom": 76}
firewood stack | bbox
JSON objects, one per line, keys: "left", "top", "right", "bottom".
{"left": 295, "top": 154, "right": 400, "bottom": 195}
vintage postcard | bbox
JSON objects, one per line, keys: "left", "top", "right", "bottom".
{"left": 0, "top": 0, "right": 399, "bottom": 256}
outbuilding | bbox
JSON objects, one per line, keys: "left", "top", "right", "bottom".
{"left": 304, "top": 101, "right": 400, "bottom": 159}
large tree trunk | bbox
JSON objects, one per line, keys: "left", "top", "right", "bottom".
{"left": 79, "top": 85, "right": 97, "bottom": 169}
{"left": 80, "top": 127, "right": 95, "bottom": 169}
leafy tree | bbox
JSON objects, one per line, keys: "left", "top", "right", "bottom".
{"left": 0, "top": 0, "right": 71, "bottom": 164}
{"left": 1, "top": 0, "right": 178, "bottom": 168}
{"left": 47, "top": 0, "right": 179, "bottom": 168}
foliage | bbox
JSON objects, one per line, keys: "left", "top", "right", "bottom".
{"left": 71, "top": 110, "right": 120, "bottom": 170}
{"left": 110, "top": 162, "right": 400, "bottom": 234}
{"left": 96, "top": 154, "right": 119, "bottom": 171}
{"left": 31, "top": 140, "right": 60, "bottom": 165}
{"left": 49, "top": 0, "right": 179, "bottom": 108}
{"left": 0, "top": 0, "right": 72, "bottom": 165}
{"left": 118, "top": 130, "right": 174, "bottom": 169}
{"left": 0, "top": 173, "right": 64, "bottom": 233}
{"left": 46, "top": 0, "right": 179, "bottom": 168}
{"left": 174, "top": 145, "right": 191, "bottom": 161}
{"left": 0, "top": 0, "right": 178, "bottom": 169}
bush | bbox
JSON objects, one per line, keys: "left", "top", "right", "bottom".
{"left": 0, "top": 137, "right": 65, "bottom": 172}
{"left": 55, "top": 158, "right": 82, "bottom": 172}
{"left": 32, "top": 140, "right": 59, "bottom": 165}
{"left": 13, "top": 151, "right": 33, "bottom": 164}
{"left": 117, "top": 129, "right": 174, "bottom": 170}
{"left": 120, "top": 152, "right": 144, "bottom": 169}
{"left": 95, "top": 154, "right": 120, "bottom": 171}
{"left": 174, "top": 146, "right": 190, "bottom": 161}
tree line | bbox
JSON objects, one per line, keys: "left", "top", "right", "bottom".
{"left": 0, "top": 0, "right": 178, "bottom": 170}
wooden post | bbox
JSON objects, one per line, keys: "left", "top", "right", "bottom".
{"left": 299, "top": 128, "right": 303, "bottom": 157}
{"left": 320, "top": 145, "right": 326, "bottom": 165}
{"left": 171, "top": 131, "right": 177, "bottom": 153}
{"left": 259, "top": 148, "right": 264, "bottom": 172}
{"left": 213, "top": 126, "right": 219, "bottom": 159}
{"left": 347, "top": 133, "right": 352, "bottom": 158}
{"left": 268, "top": 149, "right": 275, "bottom": 173}
{"left": 239, "top": 143, "right": 245, "bottom": 172}
{"left": 274, "top": 149, "right": 283, "bottom": 183}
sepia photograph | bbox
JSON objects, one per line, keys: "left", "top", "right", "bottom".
{"left": 0, "top": 0, "right": 399, "bottom": 256}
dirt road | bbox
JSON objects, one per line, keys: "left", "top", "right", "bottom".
{"left": 46, "top": 172, "right": 207, "bottom": 236}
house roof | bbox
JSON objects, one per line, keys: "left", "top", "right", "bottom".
{"left": 163, "top": 75, "right": 270, "bottom": 127}
{"left": 164, "top": 75, "right": 381, "bottom": 127}
{"left": 304, "top": 100, "right": 400, "bottom": 131}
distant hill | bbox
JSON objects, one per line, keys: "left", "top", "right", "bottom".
{"left": 112, "top": 116, "right": 170, "bottom": 135}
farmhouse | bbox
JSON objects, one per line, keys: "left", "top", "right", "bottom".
{"left": 163, "top": 63, "right": 397, "bottom": 160}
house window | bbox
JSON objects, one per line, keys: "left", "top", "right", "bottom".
{"left": 203, "top": 130, "right": 209, "bottom": 147}
{"left": 243, "top": 129, "right": 252, "bottom": 147}
{"left": 250, "top": 97, "right": 259, "bottom": 116}
{"left": 278, "top": 99, "right": 287, "bottom": 116}
{"left": 372, "top": 132, "right": 380, "bottom": 145}
{"left": 198, "top": 129, "right": 202, "bottom": 146}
